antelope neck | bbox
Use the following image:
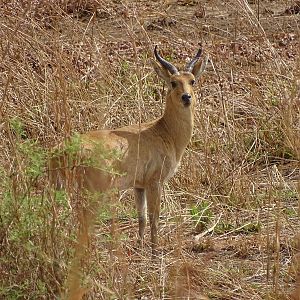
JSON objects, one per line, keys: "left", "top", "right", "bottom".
{"left": 157, "top": 93, "right": 194, "bottom": 160}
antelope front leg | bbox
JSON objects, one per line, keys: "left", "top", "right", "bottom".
{"left": 134, "top": 188, "right": 146, "bottom": 244}
{"left": 146, "top": 183, "right": 162, "bottom": 256}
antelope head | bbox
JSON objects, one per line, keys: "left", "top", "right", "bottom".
{"left": 152, "top": 45, "right": 208, "bottom": 109}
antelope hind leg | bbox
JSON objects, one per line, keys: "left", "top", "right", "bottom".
{"left": 134, "top": 188, "right": 146, "bottom": 244}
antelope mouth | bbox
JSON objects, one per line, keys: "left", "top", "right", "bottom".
{"left": 182, "top": 99, "right": 192, "bottom": 107}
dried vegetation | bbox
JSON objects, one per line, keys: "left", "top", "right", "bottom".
{"left": 0, "top": 0, "right": 299, "bottom": 299}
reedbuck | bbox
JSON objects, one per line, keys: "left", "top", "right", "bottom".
{"left": 50, "top": 46, "right": 208, "bottom": 255}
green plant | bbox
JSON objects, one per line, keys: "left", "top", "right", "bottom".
{"left": 190, "top": 200, "right": 213, "bottom": 232}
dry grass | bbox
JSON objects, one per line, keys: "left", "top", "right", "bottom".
{"left": 0, "top": 0, "right": 299, "bottom": 299}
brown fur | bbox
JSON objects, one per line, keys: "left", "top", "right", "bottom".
{"left": 49, "top": 51, "right": 208, "bottom": 255}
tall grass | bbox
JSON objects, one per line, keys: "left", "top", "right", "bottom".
{"left": 0, "top": 0, "right": 299, "bottom": 299}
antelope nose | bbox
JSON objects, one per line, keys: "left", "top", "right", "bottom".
{"left": 182, "top": 93, "right": 191, "bottom": 105}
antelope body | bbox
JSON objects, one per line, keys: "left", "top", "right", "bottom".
{"left": 50, "top": 46, "right": 208, "bottom": 254}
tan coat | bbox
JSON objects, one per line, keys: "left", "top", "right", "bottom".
{"left": 49, "top": 48, "right": 208, "bottom": 255}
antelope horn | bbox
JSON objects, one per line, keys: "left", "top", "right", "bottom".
{"left": 185, "top": 47, "right": 203, "bottom": 72}
{"left": 154, "top": 45, "right": 179, "bottom": 75}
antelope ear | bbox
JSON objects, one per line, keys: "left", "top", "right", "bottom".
{"left": 151, "top": 59, "right": 171, "bottom": 83}
{"left": 192, "top": 55, "right": 209, "bottom": 81}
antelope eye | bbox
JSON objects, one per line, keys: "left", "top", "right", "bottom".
{"left": 171, "top": 81, "right": 177, "bottom": 88}
{"left": 190, "top": 79, "right": 195, "bottom": 86}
